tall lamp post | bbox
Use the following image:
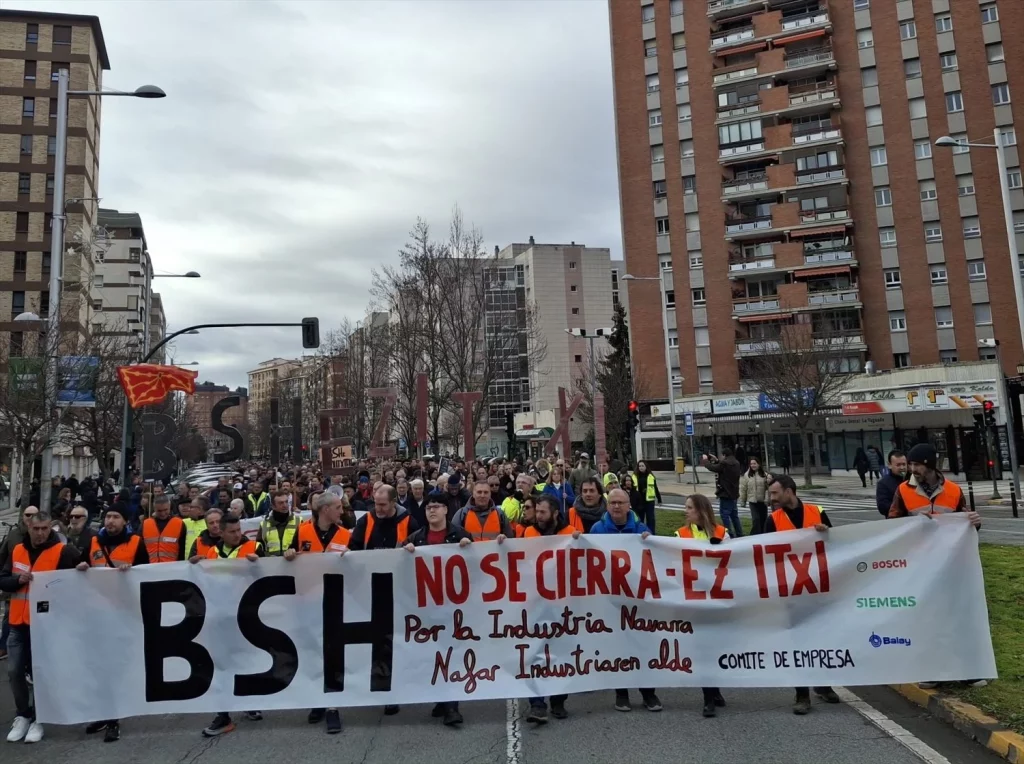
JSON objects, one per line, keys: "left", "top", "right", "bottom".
{"left": 622, "top": 273, "right": 681, "bottom": 482}
{"left": 37, "top": 70, "right": 165, "bottom": 510}
{"left": 118, "top": 272, "right": 201, "bottom": 485}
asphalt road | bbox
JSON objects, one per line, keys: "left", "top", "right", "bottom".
{"left": 0, "top": 676, "right": 1004, "bottom": 764}
{"left": 657, "top": 495, "right": 1023, "bottom": 546}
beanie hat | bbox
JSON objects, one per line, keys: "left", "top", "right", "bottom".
{"left": 106, "top": 502, "right": 130, "bottom": 522}
{"left": 448, "top": 473, "right": 463, "bottom": 486}
{"left": 906, "top": 443, "right": 938, "bottom": 471}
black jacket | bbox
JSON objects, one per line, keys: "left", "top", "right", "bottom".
{"left": 402, "top": 495, "right": 430, "bottom": 528}
{"left": 406, "top": 523, "right": 472, "bottom": 547}
{"left": 66, "top": 525, "right": 97, "bottom": 559}
{"left": 707, "top": 456, "right": 742, "bottom": 500}
{"left": 348, "top": 510, "right": 420, "bottom": 551}
{"left": 0, "top": 532, "right": 81, "bottom": 601}
{"left": 876, "top": 472, "right": 905, "bottom": 517}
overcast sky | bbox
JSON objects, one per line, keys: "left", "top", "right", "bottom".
{"left": 21, "top": 0, "right": 621, "bottom": 388}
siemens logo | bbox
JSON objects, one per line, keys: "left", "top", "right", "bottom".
{"left": 856, "top": 596, "right": 916, "bottom": 609}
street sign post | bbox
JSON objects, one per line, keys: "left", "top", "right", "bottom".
{"left": 684, "top": 413, "right": 698, "bottom": 486}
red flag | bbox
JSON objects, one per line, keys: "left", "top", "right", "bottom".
{"left": 117, "top": 364, "right": 198, "bottom": 409}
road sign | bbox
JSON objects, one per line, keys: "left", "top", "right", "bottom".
{"left": 684, "top": 412, "right": 694, "bottom": 436}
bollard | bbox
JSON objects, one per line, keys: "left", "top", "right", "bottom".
{"left": 967, "top": 479, "right": 976, "bottom": 512}
{"left": 1012, "top": 480, "right": 1019, "bottom": 519}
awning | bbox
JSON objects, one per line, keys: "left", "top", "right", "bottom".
{"left": 737, "top": 312, "right": 789, "bottom": 322}
{"left": 717, "top": 41, "right": 768, "bottom": 57}
{"left": 794, "top": 265, "right": 851, "bottom": 278}
{"left": 695, "top": 407, "right": 842, "bottom": 424}
{"left": 789, "top": 224, "right": 849, "bottom": 238}
{"left": 515, "top": 427, "right": 553, "bottom": 440}
{"left": 776, "top": 29, "right": 828, "bottom": 46}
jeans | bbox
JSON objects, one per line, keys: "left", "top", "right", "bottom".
{"left": 719, "top": 498, "right": 743, "bottom": 537}
{"left": 749, "top": 502, "right": 768, "bottom": 535}
{"left": 0, "top": 607, "right": 9, "bottom": 651}
{"left": 529, "top": 694, "right": 568, "bottom": 708}
{"left": 641, "top": 501, "right": 657, "bottom": 534}
{"left": 7, "top": 626, "right": 33, "bottom": 719}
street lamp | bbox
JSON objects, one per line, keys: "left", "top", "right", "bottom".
{"left": 935, "top": 132, "right": 1024, "bottom": 354}
{"left": 622, "top": 273, "right": 681, "bottom": 482}
{"left": 39, "top": 68, "right": 165, "bottom": 510}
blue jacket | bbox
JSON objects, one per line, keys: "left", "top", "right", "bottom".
{"left": 542, "top": 481, "right": 576, "bottom": 515}
{"left": 588, "top": 510, "right": 649, "bottom": 535}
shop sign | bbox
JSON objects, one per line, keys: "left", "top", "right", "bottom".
{"left": 842, "top": 383, "right": 997, "bottom": 415}
{"left": 712, "top": 394, "right": 760, "bottom": 414}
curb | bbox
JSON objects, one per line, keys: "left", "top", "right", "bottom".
{"left": 891, "top": 684, "right": 1024, "bottom": 762}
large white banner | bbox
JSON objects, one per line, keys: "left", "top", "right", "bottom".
{"left": 30, "top": 516, "right": 996, "bottom": 724}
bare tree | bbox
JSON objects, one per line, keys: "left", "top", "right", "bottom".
{"left": 740, "top": 312, "right": 861, "bottom": 488}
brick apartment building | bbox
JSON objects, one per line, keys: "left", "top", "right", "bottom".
{"left": 609, "top": 0, "right": 1024, "bottom": 470}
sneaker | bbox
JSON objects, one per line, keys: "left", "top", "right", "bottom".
{"left": 202, "top": 714, "right": 234, "bottom": 738}
{"left": 0, "top": 649, "right": 8, "bottom": 660}
{"left": 7, "top": 716, "right": 31, "bottom": 743}
{"left": 550, "top": 702, "right": 568, "bottom": 720}
{"left": 23, "top": 722, "right": 43, "bottom": 744}
{"left": 713, "top": 691, "right": 726, "bottom": 707}
{"left": 383, "top": 705, "right": 400, "bottom": 716}
{"left": 815, "top": 687, "right": 841, "bottom": 704}
{"left": 246, "top": 711, "right": 263, "bottom": 722}
{"left": 84, "top": 720, "right": 108, "bottom": 735}
{"left": 103, "top": 722, "right": 120, "bottom": 743}
{"left": 702, "top": 700, "right": 716, "bottom": 718}
{"left": 642, "top": 693, "right": 663, "bottom": 712}
{"left": 793, "top": 696, "right": 811, "bottom": 715}
{"left": 964, "top": 679, "right": 988, "bottom": 687}
{"left": 307, "top": 708, "right": 325, "bottom": 724}
{"left": 525, "top": 704, "right": 548, "bottom": 724}
{"left": 431, "top": 703, "right": 446, "bottom": 718}
{"left": 325, "top": 710, "right": 342, "bottom": 735}
{"left": 614, "top": 691, "right": 631, "bottom": 712}
{"left": 917, "top": 681, "right": 939, "bottom": 689}
{"left": 442, "top": 708, "right": 463, "bottom": 726}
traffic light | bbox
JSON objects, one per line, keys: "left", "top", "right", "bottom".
{"left": 628, "top": 400, "right": 640, "bottom": 429}
{"left": 301, "top": 317, "right": 320, "bottom": 349}
{"left": 983, "top": 400, "right": 996, "bottom": 428}
{"left": 506, "top": 411, "right": 515, "bottom": 446}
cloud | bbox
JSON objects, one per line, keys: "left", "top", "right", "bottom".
{"left": 18, "top": 0, "right": 621, "bottom": 387}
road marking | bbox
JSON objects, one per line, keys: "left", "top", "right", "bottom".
{"left": 835, "top": 687, "right": 953, "bottom": 764}
{"left": 506, "top": 698, "right": 522, "bottom": 764}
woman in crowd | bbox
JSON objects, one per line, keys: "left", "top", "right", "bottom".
{"left": 738, "top": 457, "right": 770, "bottom": 535}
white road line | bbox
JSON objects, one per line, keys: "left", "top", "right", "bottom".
{"left": 506, "top": 698, "right": 523, "bottom": 764}
{"left": 834, "top": 687, "right": 953, "bottom": 764}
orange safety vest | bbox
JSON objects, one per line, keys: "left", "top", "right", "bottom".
{"left": 10, "top": 543, "right": 64, "bottom": 626}
{"left": 566, "top": 507, "right": 584, "bottom": 532}
{"left": 142, "top": 516, "right": 184, "bottom": 563}
{"left": 89, "top": 535, "right": 142, "bottom": 567}
{"left": 523, "top": 524, "right": 575, "bottom": 538}
{"left": 675, "top": 524, "right": 728, "bottom": 540}
{"left": 192, "top": 535, "right": 217, "bottom": 559}
{"left": 897, "top": 480, "right": 963, "bottom": 516}
{"left": 298, "top": 521, "right": 351, "bottom": 553}
{"left": 462, "top": 509, "right": 502, "bottom": 541}
{"left": 363, "top": 514, "right": 410, "bottom": 547}
{"left": 206, "top": 539, "right": 260, "bottom": 559}
{"left": 770, "top": 503, "right": 822, "bottom": 532}
{"left": 511, "top": 522, "right": 530, "bottom": 538}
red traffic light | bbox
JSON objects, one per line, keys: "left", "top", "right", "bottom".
{"left": 988, "top": 460, "right": 995, "bottom": 468}
{"left": 629, "top": 400, "right": 639, "bottom": 412}
{"left": 983, "top": 400, "right": 995, "bottom": 412}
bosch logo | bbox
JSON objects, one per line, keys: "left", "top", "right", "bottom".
{"left": 856, "top": 562, "right": 868, "bottom": 573}
{"left": 873, "top": 559, "right": 907, "bottom": 569}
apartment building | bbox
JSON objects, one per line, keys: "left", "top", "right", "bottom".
{"left": 0, "top": 10, "right": 109, "bottom": 355}
{"left": 610, "top": 0, "right": 1024, "bottom": 469}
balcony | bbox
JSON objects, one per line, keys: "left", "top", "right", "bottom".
{"left": 707, "top": 0, "right": 766, "bottom": 21}
{"left": 718, "top": 78, "right": 839, "bottom": 126}
{"left": 729, "top": 255, "right": 777, "bottom": 274}
{"left": 736, "top": 338, "right": 781, "bottom": 356}
{"left": 735, "top": 331, "right": 864, "bottom": 358}
{"left": 723, "top": 172, "right": 768, "bottom": 196}
{"left": 807, "top": 288, "right": 860, "bottom": 307}
{"left": 711, "top": 26, "right": 755, "bottom": 50}
{"left": 719, "top": 141, "right": 766, "bottom": 160}
{"left": 796, "top": 168, "right": 846, "bottom": 185}
{"left": 733, "top": 297, "right": 781, "bottom": 315}
{"left": 780, "top": 8, "right": 830, "bottom": 34}
{"left": 725, "top": 214, "right": 772, "bottom": 237}
{"left": 797, "top": 206, "right": 850, "bottom": 226}
{"left": 789, "top": 79, "right": 838, "bottom": 107}
{"left": 722, "top": 164, "right": 797, "bottom": 198}
{"left": 784, "top": 45, "right": 835, "bottom": 75}
{"left": 802, "top": 247, "right": 854, "bottom": 266}
{"left": 792, "top": 123, "right": 842, "bottom": 146}
{"left": 713, "top": 66, "right": 759, "bottom": 86}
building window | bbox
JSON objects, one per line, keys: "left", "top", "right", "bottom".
{"left": 24, "top": 60, "right": 36, "bottom": 82}
{"left": 1008, "top": 169, "right": 1023, "bottom": 189}
{"left": 47, "top": 135, "right": 56, "bottom": 156}
{"left": 974, "top": 303, "right": 993, "bottom": 325}
{"left": 690, "top": 254, "right": 703, "bottom": 268}
{"left": 664, "top": 290, "right": 675, "bottom": 308}
{"left": 698, "top": 367, "right": 713, "bottom": 384}
{"left": 950, "top": 133, "right": 970, "bottom": 154}
{"left": 13, "top": 252, "right": 27, "bottom": 273}
{"left": 913, "top": 139, "right": 932, "bottom": 160}
{"left": 957, "top": 175, "right": 975, "bottom": 196}
{"left": 862, "top": 67, "right": 878, "bottom": 87}
{"left": 676, "top": 69, "right": 688, "bottom": 88}
{"left": 870, "top": 147, "right": 887, "bottom": 166}
{"left": 571, "top": 307, "right": 579, "bottom": 315}
{"left": 685, "top": 212, "right": 700, "bottom": 231}
{"left": 894, "top": 352, "right": 910, "bottom": 368}
{"left": 908, "top": 98, "right": 926, "bottom": 119}
{"left": 129, "top": 247, "right": 142, "bottom": 263}
{"left": 660, "top": 256, "right": 673, "bottom": 270}
{"left": 920, "top": 180, "right": 937, "bottom": 201}
{"left": 695, "top": 327, "right": 709, "bottom": 346}
{"left": 49, "top": 98, "right": 57, "bottom": 118}
{"left": 691, "top": 288, "right": 705, "bottom": 305}
{"left": 42, "top": 253, "right": 50, "bottom": 273}
{"left": 646, "top": 74, "right": 659, "bottom": 92}
{"left": 945, "top": 91, "right": 964, "bottom": 113}
{"left": 879, "top": 228, "right": 897, "bottom": 248}
{"left": 22, "top": 97, "right": 34, "bottom": 118}
{"left": 683, "top": 175, "right": 696, "bottom": 193}
{"left": 987, "top": 43, "right": 1004, "bottom": 63}
{"left": 968, "top": 261, "right": 987, "bottom": 282}
{"left": 935, "top": 15, "right": 952, "bottom": 33}
{"left": 653, "top": 180, "right": 667, "bottom": 199}
{"left": 45, "top": 174, "right": 54, "bottom": 196}
{"left": 9, "top": 331, "right": 24, "bottom": 357}
{"left": 574, "top": 354, "right": 583, "bottom": 363}
{"left": 94, "top": 274, "right": 104, "bottom": 288}
{"left": 980, "top": 4, "right": 998, "bottom": 23}
{"left": 16, "top": 212, "right": 29, "bottom": 233}
{"left": 50, "top": 63, "right": 68, "bottom": 83}
{"left": 649, "top": 109, "right": 662, "bottom": 127}
{"left": 677, "top": 103, "right": 691, "bottom": 121}
{"left": 900, "top": 20, "right": 917, "bottom": 40}
{"left": 642, "top": 4, "right": 654, "bottom": 22}
{"left": 857, "top": 29, "right": 873, "bottom": 49}
{"left": 20, "top": 135, "right": 32, "bottom": 155}
{"left": 569, "top": 261, "right": 576, "bottom": 269}
{"left": 26, "top": 23, "right": 38, "bottom": 44}
{"left": 939, "top": 53, "right": 957, "bottom": 71}
{"left": 962, "top": 217, "right": 981, "bottom": 238}
{"left": 44, "top": 212, "right": 52, "bottom": 232}
{"left": 570, "top": 284, "right": 578, "bottom": 292}
{"left": 999, "top": 127, "right": 1016, "bottom": 146}
{"left": 866, "top": 106, "right": 883, "bottom": 126}
{"left": 930, "top": 265, "right": 948, "bottom": 285}
{"left": 993, "top": 83, "right": 1011, "bottom": 106}
{"left": 889, "top": 312, "right": 907, "bottom": 331}
{"left": 884, "top": 269, "right": 901, "bottom": 289}
{"left": 656, "top": 217, "right": 670, "bottom": 235}
{"left": 53, "top": 25, "right": 72, "bottom": 45}
{"left": 934, "top": 306, "right": 953, "bottom": 328}
{"left": 645, "top": 43, "right": 657, "bottom": 58}
{"left": 925, "top": 225, "right": 943, "bottom": 242}
{"left": 904, "top": 59, "right": 921, "bottom": 79}
{"left": 940, "top": 351, "right": 958, "bottom": 365}
{"left": 651, "top": 144, "right": 664, "bottom": 163}
{"left": 670, "top": 0, "right": 683, "bottom": 15}
{"left": 854, "top": 0, "right": 869, "bottom": 8}
{"left": 11, "top": 291, "right": 25, "bottom": 319}
{"left": 874, "top": 187, "right": 892, "bottom": 207}
{"left": 17, "top": 173, "right": 30, "bottom": 195}
{"left": 680, "top": 139, "right": 694, "bottom": 157}
{"left": 672, "top": 32, "right": 685, "bottom": 50}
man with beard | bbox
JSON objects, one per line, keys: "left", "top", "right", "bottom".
{"left": 571, "top": 477, "right": 607, "bottom": 532}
